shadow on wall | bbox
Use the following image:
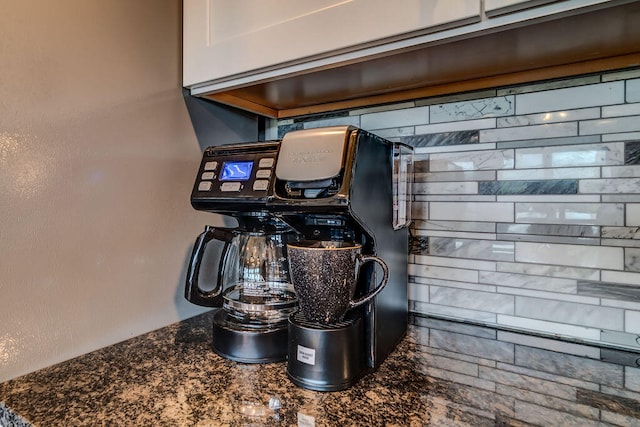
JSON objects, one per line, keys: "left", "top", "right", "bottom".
{"left": 177, "top": 90, "right": 260, "bottom": 318}
{"left": 182, "top": 88, "right": 263, "bottom": 152}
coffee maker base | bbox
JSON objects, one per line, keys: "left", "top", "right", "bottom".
{"left": 211, "top": 309, "right": 288, "bottom": 364}
{"left": 286, "top": 312, "right": 365, "bottom": 392}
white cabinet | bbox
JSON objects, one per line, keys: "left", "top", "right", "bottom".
{"left": 183, "top": 0, "right": 480, "bottom": 87}
{"left": 485, "top": 0, "right": 560, "bottom": 17}
{"left": 183, "top": 0, "right": 637, "bottom": 119}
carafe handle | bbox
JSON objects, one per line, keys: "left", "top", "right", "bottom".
{"left": 349, "top": 255, "right": 389, "bottom": 309}
{"left": 185, "top": 225, "right": 235, "bottom": 307}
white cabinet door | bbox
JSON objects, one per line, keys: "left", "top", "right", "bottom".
{"left": 183, "top": 0, "right": 479, "bottom": 87}
{"left": 485, "top": 0, "right": 560, "bottom": 17}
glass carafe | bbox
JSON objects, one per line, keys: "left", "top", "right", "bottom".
{"left": 221, "top": 230, "right": 299, "bottom": 326}
{"left": 185, "top": 222, "right": 299, "bottom": 326}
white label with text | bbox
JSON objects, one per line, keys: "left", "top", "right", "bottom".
{"left": 297, "top": 345, "right": 316, "bottom": 365}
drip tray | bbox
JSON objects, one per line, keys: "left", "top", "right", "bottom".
{"left": 289, "top": 311, "right": 358, "bottom": 330}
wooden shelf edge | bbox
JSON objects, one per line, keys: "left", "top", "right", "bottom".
{"left": 202, "top": 53, "right": 640, "bottom": 120}
{"left": 277, "top": 53, "right": 640, "bottom": 118}
{"left": 203, "top": 92, "right": 279, "bottom": 118}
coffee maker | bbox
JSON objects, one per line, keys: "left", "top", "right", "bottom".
{"left": 185, "top": 126, "right": 413, "bottom": 390}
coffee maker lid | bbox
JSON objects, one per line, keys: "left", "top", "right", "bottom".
{"left": 275, "top": 126, "right": 349, "bottom": 182}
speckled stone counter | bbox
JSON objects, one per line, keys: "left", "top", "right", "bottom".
{"left": 2, "top": 311, "right": 640, "bottom": 426}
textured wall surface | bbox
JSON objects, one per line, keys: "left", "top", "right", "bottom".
{"left": 276, "top": 68, "right": 640, "bottom": 350}
{"left": 0, "top": 0, "right": 255, "bottom": 382}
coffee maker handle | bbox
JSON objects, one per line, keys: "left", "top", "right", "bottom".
{"left": 349, "top": 255, "right": 390, "bottom": 309}
{"left": 185, "top": 225, "right": 235, "bottom": 307}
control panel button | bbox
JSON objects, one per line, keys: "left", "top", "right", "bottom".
{"left": 204, "top": 161, "right": 218, "bottom": 171}
{"left": 253, "top": 180, "right": 270, "bottom": 191}
{"left": 201, "top": 172, "right": 215, "bottom": 180}
{"left": 220, "top": 182, "right": 242, "bottom": 192}
{"left": 256, "top": 169, "right": 271, "bottom": 179}
{"left": 259, "top": 158, "right": 275, "bottom": 168}
{"left": 198, "top": 181, "right": 213, "bottom": 191}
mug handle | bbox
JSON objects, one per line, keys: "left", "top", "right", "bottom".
{"left": 349, "top": 255, "right": 390, "bottom": 309}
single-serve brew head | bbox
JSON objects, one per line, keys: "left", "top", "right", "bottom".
{"left": 275, "top": 127, "right": 349, "bottom": 199}
{"left": 286, "top": 240, "right": 389, "bottom": 324}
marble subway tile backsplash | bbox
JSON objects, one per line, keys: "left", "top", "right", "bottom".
{"left": 628, "top": 205, "right": 640, "bottom": 226}
{"left": 514, "top": 81, "right": 624, "bottom": 114}
{"left": 277, "top": 71, "right": 640, "bottom": 351}
{"left": 429, "top": 149, "right": 514, "bottom": 171}
{"left": 514, "top": 143, "right": 625, "bottom": 168}
{"left": 514, "top": 203, "right": 624, "bottom": 226}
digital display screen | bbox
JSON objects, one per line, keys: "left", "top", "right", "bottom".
{"left": 220, "top": 161, "right": 254, "bottom": 181}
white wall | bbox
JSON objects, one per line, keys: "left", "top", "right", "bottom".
{"left": 0, "top": 0, "right": 248, "bottom": 382}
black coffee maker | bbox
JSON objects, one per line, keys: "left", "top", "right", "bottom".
{"left": 185, "top": 126, "right": 413, "bottom": 390}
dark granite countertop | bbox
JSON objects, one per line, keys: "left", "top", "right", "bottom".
{"left": 1, "top": 311, "right": 640, "bottom": 426}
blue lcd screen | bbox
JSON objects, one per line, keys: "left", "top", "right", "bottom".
{"left": 220, "top": 161, "right": 254, "bottom": 181}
